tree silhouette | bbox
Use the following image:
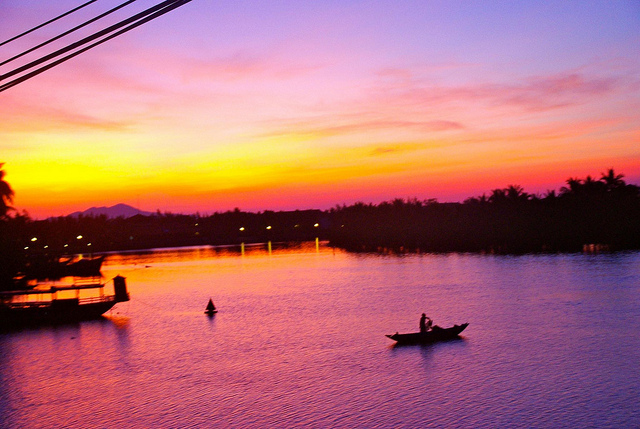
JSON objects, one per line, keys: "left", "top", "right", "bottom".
{"left": 488, "top": 188, "right": 507, "bottom": 203}
{"left": 0, "top": 164, "right": 23, "bottom": 290}
{"left": 328, "top": 169, "right": 640, "bottom": 254}
{"left": 0, "top": 163, "right": 14, "bottom": 218}
{"left": 600, "top": 168, "right": 625, "bottom": 191}
{"left": 543, "top": 189, "right": 557, "bottom": 200}
{"left": 505, "top": 185, "right": 530, "bottom": 201}
{"left": 560, "top": 177, "right": 582, "bottom": 196}
{"left": 1, "top": 167, "right": 639, "bottom": 259}
{"left": 582, "top": 175, "right": 605, "bottom": 195}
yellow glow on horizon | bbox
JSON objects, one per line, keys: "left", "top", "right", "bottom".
{"left": 3, "top": 61, "right": 639, "bottom": 219}
{"left": 10, "top": 120, "right": 640, "bottom": 218}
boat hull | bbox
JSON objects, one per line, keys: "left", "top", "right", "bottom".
{"left": 386, "top": 323, "right": 469, "bottom": 345}
{"left": 0, "top": 298, "right": 118, "bottom": 328}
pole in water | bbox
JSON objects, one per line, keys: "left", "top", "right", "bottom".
{"left": 205, "top": 298, "right": 217, "bottom": 315}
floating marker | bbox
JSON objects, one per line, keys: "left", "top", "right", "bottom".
{"left": 205, "top": 298, "right": 217, "bottom": 315}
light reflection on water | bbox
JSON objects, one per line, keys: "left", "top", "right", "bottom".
{"left": 1, "top": 244, "right": 639, "bottom": 428}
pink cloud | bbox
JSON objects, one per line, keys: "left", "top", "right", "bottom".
{"left": 0, "top": 95, "right": 133, "bottom": 133}
{"left": 368, "top": 69, "right": 626, "bottom": 114}
{"left": 494, "top": 73, "right": 617, "bottom": 111}
{"left": 258, "top": 117, "right": 464, "bottom": 139}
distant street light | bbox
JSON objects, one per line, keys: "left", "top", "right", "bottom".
{"left": 239, "top": 227, "right": 245, "bottom": 231}
{"left": 76, "top": 235, "right": 83, "bottom": 240}
{"left": 31, "top": 237, "right": 37, "bottom": 242}
{"left": 266, "top": 226, "right": 272, "bottom": 230}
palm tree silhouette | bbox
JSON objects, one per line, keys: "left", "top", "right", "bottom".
{"left": 488, "top": 188, "right": 507, "bottom": 203}
{"left": 505, "top": 185, "right": 529, "bottom": 201}
{"left": 0, "top": 163, "right": 14, "bottom": 218}
{"left": 561, "top": 177, "right": 582, "bottom": 196}
{"left": 600, "top": 168, "right": 625, "bottom": 191}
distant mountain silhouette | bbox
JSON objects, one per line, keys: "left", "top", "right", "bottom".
{"left": 67, "top": 204, "right": 152, "bottom": 219}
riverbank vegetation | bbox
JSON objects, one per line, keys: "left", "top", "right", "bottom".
{"left": 1, "top": 166, "right": 639, "bottom": 289}
{"left": 329, "top": 169, "right": 640, "bottom": 254}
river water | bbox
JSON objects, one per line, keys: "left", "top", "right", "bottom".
{"left": 1, "top": 243, "right": 639, "bottom": 428}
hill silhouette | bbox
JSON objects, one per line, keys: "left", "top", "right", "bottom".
{"left": 67, "top": 204, "right": 153, "bottom": 219}
{"left": 2, "top": 167, "right": 640, "bottom": 290}
{"left": 7, "top": 169, "right": 637, "bottom": 257}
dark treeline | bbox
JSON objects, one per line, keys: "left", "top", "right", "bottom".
{"left": 22, "top": 209, "right": 327, "bottom": 253}
{"left": 1, "top": 167, "right": 640, "bottom": 289}
{"left": 0, "top": 207, "right": 328, "bottom": 290}
{"left": 329, "top": 169, "right": 640, "bottom": 254}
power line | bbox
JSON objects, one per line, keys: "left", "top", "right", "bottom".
{"left": 0, "top": 0, "right": 138, "bottom": 68}
{"left": 1, "top": 0, "right": 184, "bottom": 82}
{"left": 0, "top": 0, "right": 99, "bottom": 47}
{"left": 0, "top": 0, "right": 192, "bottom": 92}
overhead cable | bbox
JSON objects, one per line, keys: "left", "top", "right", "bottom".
{"left": 0, "top": 0, "right": 191, "bottom": 92}
{"left": 0, "top": 0, "right": 138, "bottom": 68}
{"left": 0, "top": 0, "right": 99, "bottom": 47}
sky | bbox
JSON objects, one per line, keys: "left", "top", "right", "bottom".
{"left": 1, "top": 0, "right": 639, "bottom": 219}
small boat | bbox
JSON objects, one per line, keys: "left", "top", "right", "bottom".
{"left": 0, "top": 275, "right": 130, "bottom": 328}
{"left": 204, "top": 298, "right": 217, "bottom": 315}
{"left": 386, "top": 323, "right": 469, "bottom": 345}
{"left": 23, "top": 256, "right": 105, "bottom": 281}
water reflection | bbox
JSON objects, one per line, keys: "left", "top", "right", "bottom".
{"left": 102, "top": 241, "right": 329, "bottom": 267}
{"left": 0, "top": 315, "right": 133, "bottom": 429}
{"left": 0, "top": 314, "right": 117, "bottom": 335}
{"left": 105, "top": 315, "right": 131, "bottom": 342}
{"left": 2, "top": 246, "right": 639, "bottom": 428}
{"left": 388, "top": 336, "right": 467, "bottom": 350}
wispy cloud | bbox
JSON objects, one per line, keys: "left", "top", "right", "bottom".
{"left": 260, "top": 117, "right": 464, "bottom": 140}
{"left": 180, "top": 53, "right": 324, "bottom": 82}
{"left": 369, "top": 143, "right": 428, "bottom": 156}
{"left": 251, "top": 67, "right": 630, "bottom": 148}
{"left": 369, "top": 69, "right": 626, "bottom": 113}
{"left": 0, "top": 99, "right": 134, "bottom": 133}
{"left": 490, "top": 72, "right": 619, "bottom": 111}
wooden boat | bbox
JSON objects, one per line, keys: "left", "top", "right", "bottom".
{"left": 23, "top": 256, "right": 105, "bottom": 281}
{"left": 0, "top": 275, "right": 130, "bottom": 328}
{"left": 204, "top": 298, "right": 217, "bottom": 315}
{"left": 386, "top": 323, "right": 469, "bottom": 345}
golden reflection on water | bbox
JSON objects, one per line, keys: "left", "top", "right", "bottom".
{"left": 103, "top": 241, "right": 327, "bottom": 266}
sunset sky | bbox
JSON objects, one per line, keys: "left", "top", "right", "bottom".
{"left": 1, "top": 0, "right": 639, "bottom": 219}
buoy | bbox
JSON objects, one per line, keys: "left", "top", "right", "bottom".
{"left": 205, "top": 298, "right": 217, "bottom": 315}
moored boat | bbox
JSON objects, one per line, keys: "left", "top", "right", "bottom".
{"left": 0, "top": 275, "right": 130, "bottom": 328}
{"left": 23, "top": 255, "right": 106, "bottom": 281}
{"left": 386, "top": 322, "right": 469, "bottom": 345}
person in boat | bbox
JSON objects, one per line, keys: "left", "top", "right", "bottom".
{"left": 419, "top": 313, "right": 433, "bottom": 333}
